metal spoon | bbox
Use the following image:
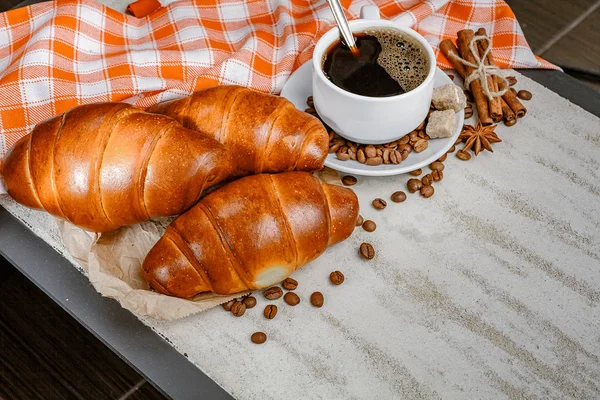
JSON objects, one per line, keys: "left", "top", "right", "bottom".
{"left": 326, "top": 0, "right": 358, "bottom": 54}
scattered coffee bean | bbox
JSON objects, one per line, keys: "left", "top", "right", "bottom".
{"left": 432, "top": 170, "right": 443, "bottom": 181}
{"left": 437, "top": 153, "right": 447, "bottom": 162}
{"left": 263, "top": 286, "right": 283, "bottom": 300}
{"left": 342, "top": 175, "right": 357, "bottom": 186}
{"left": 504, "top": 118, "right": 517, "bottom": 127}
{"left": 310, "top": 292, "right": 324, "bottom": 308}
{"left": 409, "top": 168, "right": 422, "bottom": 176}
{"left": 390, "top": 191, "right": 407, "bottom": 203}
{"left": 456, "top": 150, "right": 471, "bottom": 160}
{"left": 330, "top": 270, "right": 345, "bottom": 285}
{"left": 251, "top": 332, "right": 267, "bottom": 344}
{"left": 372, "top": 198, "right": 387, "bottom": 210}
{"left": 362, "top": 220, "right": 377, "bottom": 232}
{"left": 366, "top": 156, "right": 383, "bottom": 166}
{"left": 448, "top": 145, "right": 456, "bottom": 153}
{"left": 284, "top": 292, "right": 300, "bottom": 306}
{"left": 464, "top": 90, "right": 474, "bottom": 102}
{"left": 430, "top": 161, "right": 444, "bottom": 171}
{"left": 506, "top": 76, "right": 517, "bottom": 86}
{"left": 413, "top": 139, "right": 428, "bottom": 153}
{"left": 282, "top": 278, "right": 298, "bottom": 290}
{"left": 359, "top": 243, "right": 375, "bottom": 260}
{"left": 517, "top": 90, "right": 532, "bottom": 100}
{"left": 231, "top": 300, "right": 246, "bottom": 317}
{"left": 264, "top": 304, "right": 278, "bottom": 319}
{"left": 420, "top": 185, "right": 434, "bottom": 198}
{"left": 407, "top": 178, "right": 422, "bottom": 193}
{"left": 242, "top": 296, "right": 257, "bottom": 309}
{"left": 448, "top": 74, "right": 455, "bottom": 80}
{"left": 356, "top": 214, "right": 364, "bottom": 226}
{"left": 464, "top": 107, "right": 473, "bottom": 119}
{"left": 222, "top": 300, "right": 235, "bottom": 311}
{"left": 455, "top": 137, "right": 463, "bottom": 145}
{"left": 421, "top": 174, "right": 433, "bottom": 186}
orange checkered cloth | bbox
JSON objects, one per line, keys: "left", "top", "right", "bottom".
{"left": 0, "top": 0, "right": 556, "bottom": 161}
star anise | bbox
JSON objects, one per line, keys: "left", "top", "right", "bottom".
{"left": 459, "top": 122, "right": 502, "bottom": 156}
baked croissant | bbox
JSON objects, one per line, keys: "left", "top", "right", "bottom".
{"left": 142, "top": 172, "right": 359, "bottom": 297}
{"left": 1, "top": 103, "right": 232, "bottom": 232}
{"left": 148, "top": 85, "right": 329, "bottom": 176}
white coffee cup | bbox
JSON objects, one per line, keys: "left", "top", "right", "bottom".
{"left": 312, "top": 6, "right": 436, "bottom": 144}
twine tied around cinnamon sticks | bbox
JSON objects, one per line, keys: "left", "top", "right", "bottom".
{"left": 448, "top": 35, "right": 509, "bottom": 101}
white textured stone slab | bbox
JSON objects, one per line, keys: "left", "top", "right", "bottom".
{"left": 2, "top": 70, "right": 599, "bottom": 399}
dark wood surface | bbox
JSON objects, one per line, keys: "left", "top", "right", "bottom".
{"left": 0, "top": 258, "right": 167, "bottom": 400}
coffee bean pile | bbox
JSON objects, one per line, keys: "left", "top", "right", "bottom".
{"left": 305, "top": 96, "right": 431, "bottom": 166}
{"left": 223, "top": 267, "right": 347, "bottom": 344}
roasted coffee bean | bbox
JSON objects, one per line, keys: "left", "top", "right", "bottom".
{"left": 517, "top": 90, "right": 532, "bottom": 100}
{"left": 448, "top": 74, "right": 455, "bottom": 80}
{"left": 430, "top": 161, "right": 444, "bottom": 171}
{"left": 421, "top": 174, "right": 433, "bottom": 186}
{"left": 418, "top": 130, "right": 427, "bottom": 139}
{"left": 264, "top": 304, "right": 278, "bottom": 319}
{"left": 432, "top": 170, "right": 444, "bottom": 182}
{"left": 409, "top": 168, "right": 422, "bottom": 176}
{"left": 357, "top": 148, "right": 367, "bottom": 163}
{"left": 437, "top": 153, "right": 447, "bottom": 162}
{"left": 407, "top": 178, "right": 422, "bottom": 193}
{"left": 420, "top": 185, "right": 434, "bottom": 198}
{"left": 251, "top": 332, "right": 267, "bottom": 344}
{"left": 231, "top": 301, "right": 246, "bottom": 317}
{"left": 362, "top": 220, "right": 377, "bottom": 232}
{"left": 456, "top": 150, "right": 471, "bottom": 160}
{"left": 448, "top": 145, "right": 456, "bottom": 153}
{"left": 390, "top": 191, "right": 407, "bottom": 203}
{"left": 376, "top": 148, "right": 383, "bottom": 157}
{"left": 348, "top": 148, "right": 357, "bottom": 160}
{"left": 359, "top": 243, "right": 375, "bottom": 260}
{"left": 506, "top": 76, "right": 517, "bottom": 86}
{"left": 282, "top": 278, "right": 298, "bottom": 290}
{"left": 329, "top": 143, "right": 340, "bottom": 153}
{"left": 364, "top": 145, "right": 377, "bottom": 158}
{"left": 382, "top": 148, "right": 391, "bottom": 164}
{"left": 284, "top": 292, "right": 300, "bottom": 306}
{"left": 342, "top": 175, "right": 358, "bottom": 186}
{"left": 356, "top": 214, "right": 364, "bottom": 226}
{"left": 242, "top": 296, "right": 257, "bottom": 309}
{"left": 504, "top": 118, "right": 517, "bottom": 127}
{"left": 330, "top": 270, "right": 345, "bottom": 285}
{"left": 310, "top": 292, "right": 324, "bottom": 308}
{"left": 306, "top": 96, "right": 314, "bottom": 107}
{"left": 398, "top": 135, "right": 410, "bottom": 145}
{"left": 263, "top": 286, "right": 283, "bottom": 300}
{"left": 336, "top": 151, "right": 350, "bottom": 161}
{"left": 305, "top": 107, "right": 316, "bottom": 114}
{"left": 408, "top": 130, "right": 419, "bottom": 141}
{"left": 222, "top": 300, "right": 235, "bottom": 311}
{"left": 390, "top": 150, "right": 401, "bottom": 164}
{"left": 413, "top": 139, "right": 428, "bottom": 153}
{"left": 464, "top": 107, "right": 473, "bottom": 119}
{"left": 417, "top": 120, "right": 426, "bottom": 130}
{"left": 398, "top": 144, "right": 412, "bottom": 160}
{"left": 372, "top": 198, "right": 387, "bottom": 210}
{"left": 366, "top": 156, "right": 383, "bottom": 166}
{"left": 455, "top": 137, "right": 463, "bottom": 145}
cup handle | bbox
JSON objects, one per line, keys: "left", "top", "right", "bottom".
{"left": 360, "top": 5, "right": 380, "bottom": 20}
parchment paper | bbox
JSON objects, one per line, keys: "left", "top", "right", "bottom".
{"left": 56, "top": 168, "right": 342, "bottom": 320}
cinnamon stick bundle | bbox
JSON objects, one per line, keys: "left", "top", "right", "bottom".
{"left": 475, "top": 28, "right": 502, "bottom": 122}
{"left": 456, "top": 29, "right": 493, "bottom": 125}
{"left": 475, "top": 28, "right": 526, "bottom": 119}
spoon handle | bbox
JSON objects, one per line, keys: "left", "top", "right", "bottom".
{"left": 326, "top": 0, "right": 357, "bottom": 52}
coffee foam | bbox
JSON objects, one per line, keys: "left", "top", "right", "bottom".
{"left": 364, "top": 28, "right": 430, "bottom": 92}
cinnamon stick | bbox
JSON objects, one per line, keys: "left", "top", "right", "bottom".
{"left": 500, "top": 97, "right": 516, "bottom": 122}
{"left": 475, "top": 28, "right": 502, "bottom": 122}
{"left": 456, "top": 29, "right": 493, "bottom": 125}
{"left": 439, "top": 39, "right": 468, "bottom": 79}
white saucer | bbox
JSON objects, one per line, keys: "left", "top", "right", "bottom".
{"left": 280, "top": 63, "right": 463, "bottom": 176}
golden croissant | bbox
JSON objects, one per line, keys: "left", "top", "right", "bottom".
{"left": 142, "top": 172, "right": 359, "bottom": 297}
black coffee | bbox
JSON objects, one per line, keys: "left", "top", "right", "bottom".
{"left": 322, "top": 28, "right": 429, "bottom": 97}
